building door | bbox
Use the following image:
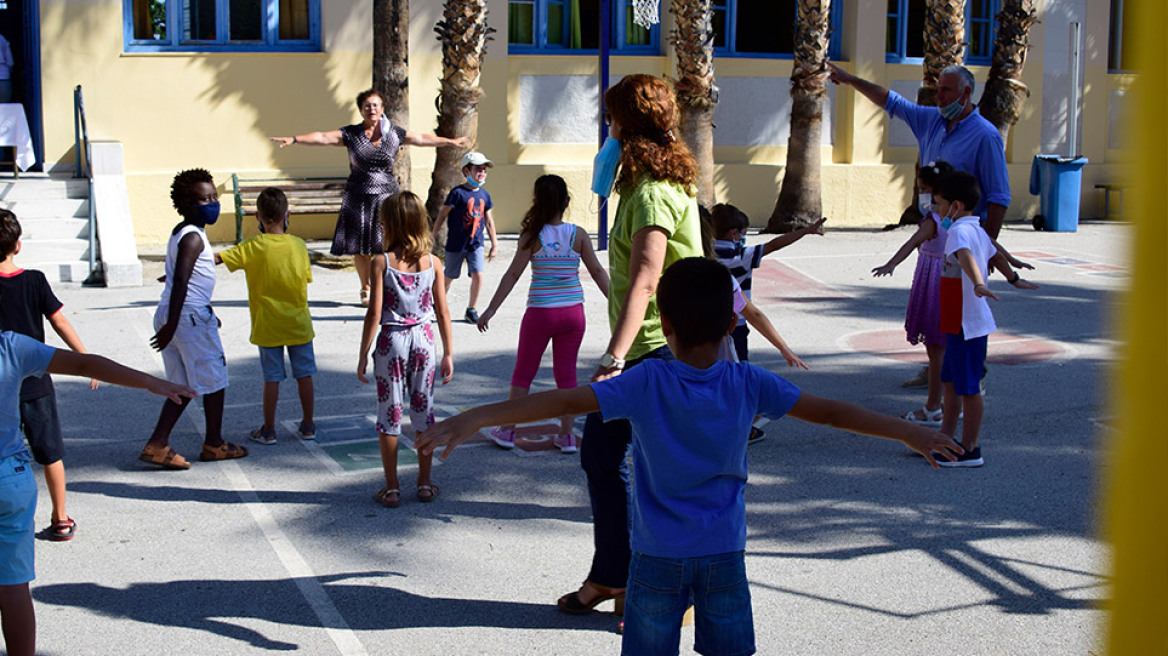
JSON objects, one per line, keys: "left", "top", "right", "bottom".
{"left": 0, "top": 0, "right": 42, "bottom": 170}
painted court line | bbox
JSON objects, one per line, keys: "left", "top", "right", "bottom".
{"left": 133, "top": 308, "right": 368, "bottom": 655}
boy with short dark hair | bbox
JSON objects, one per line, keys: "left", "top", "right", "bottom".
{"left": 711, "top": 203, "right": 824, "bottom": 363}
{"left": 215, "top": 187, "right": 317, "bottom": 443}
{"left": 0, "top": 210, "right": 94, "bottom": 542}
{"left": 934, "top": 171, "right": 999, "bottom": 468}
{"left": 0, "top": 331, "right": 196, "bottom": 656}
{"left": 432, "top": 151, "right": 498, "bottom": 323}
{"left": 415, "top": 257, "right": 961, "bottom": 656}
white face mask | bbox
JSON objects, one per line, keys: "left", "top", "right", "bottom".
{"left": 918, "top": 193, "right": 933, "bottom": 215}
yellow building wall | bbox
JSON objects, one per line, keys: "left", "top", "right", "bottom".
{"left": 38, "top": 0, "right": 1129, "bottom": 244}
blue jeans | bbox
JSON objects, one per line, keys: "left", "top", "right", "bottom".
{"left": 622, "top": 551, "right": 755, "bottom": 656}
{"left": 579, "top": 344, "right": 673, "bottom": 588}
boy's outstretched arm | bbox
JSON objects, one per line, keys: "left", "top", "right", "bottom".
{"left": 739, "top": 301, "right": 807, "bottom": 369}
{"left": 956, "top": 249, "right": 1000, "bottom": 300}
{"left": 47, "top": 309, "right": 98, "bottom": 389}
{"left": 761, "top": 217, "right": 826, "bottom": 256}
{"left": 417, "top": 386, "right": 600, "bottom": 459}
{"left": 786, "top": 392, "right": 963, "bottom": 469}
{"left": 46, "top": 350, "right": 197, "bottom": 404}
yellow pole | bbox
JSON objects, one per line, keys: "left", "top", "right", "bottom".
{"left": 1104, "top": 1, "right": 1167, "bottom": 653}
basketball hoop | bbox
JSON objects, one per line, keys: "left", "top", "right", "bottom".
{"left": 632, "top": 0, "right": 661, "bottom": 30}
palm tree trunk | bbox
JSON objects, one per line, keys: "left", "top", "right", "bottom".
{"left": 670, "top": 0, "right": 718, "bottom": 209}
{"left": 979, "top": 0, "right": 1038, "bottom": 144}
{"left": 425, "top": 0, "right": 495, "bottom": 227}
{"left": 766, "top": 0, "right": 831, "bottom": 233}
{"left": 373, "top": 0, "right": 411, "bottom": 190}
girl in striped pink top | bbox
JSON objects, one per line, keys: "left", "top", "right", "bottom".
{"left": 476, "top": 175, "right": 609, "bottom": 453}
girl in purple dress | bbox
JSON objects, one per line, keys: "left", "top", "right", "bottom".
{"left": 872, "top": 161, "right": 955, "bottom": 426}
{"left": 357, "top": 192, "right": 454, "bottom": 508}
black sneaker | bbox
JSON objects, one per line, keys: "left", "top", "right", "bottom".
{"left": 747, "top": 426, "right": 766, "bottom": 445}
{"left": 465, "top": 308, "right": 479, "bottom": 323}
{"left": 937, "top": 445, "right": 983, "bottom": 468}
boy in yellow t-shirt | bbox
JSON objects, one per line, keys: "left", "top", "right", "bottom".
{"left": 215, "top": 188, "right": 316, "bottom": 444}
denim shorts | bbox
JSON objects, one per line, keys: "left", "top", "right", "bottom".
{"left": 941, "top": 332, "right": 988, "bottom": 396}
{"left": 622, "top": 550, "right": 755, "bottom": 656}
{"left": 258, "top": 341, "right": 317, "bottom": 383}
{"left": 0, "top": 454, "right": 37, "bottom": 585}
{"left": 154, "top": 305, "right": 229, "bottom": 395}
{"left": 444, "top": 246, "right": 485, "bottom": 280}
{"left": 21, "top": 387, "right": 64, "bottom": 465}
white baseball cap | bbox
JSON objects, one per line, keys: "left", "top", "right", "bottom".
{"left": 460, "top": 151, "right": 493, "bottom": 168}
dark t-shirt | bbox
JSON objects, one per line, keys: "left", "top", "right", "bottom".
{"left": 0, "top": 269, "right": 62, "bottom": 400}
{"left": 442, "top": 185, "right": 493, "bottom": 252}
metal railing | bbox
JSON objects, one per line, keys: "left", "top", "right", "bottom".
{"left": 73, "top": 85, "right": 102, "bottom": 285}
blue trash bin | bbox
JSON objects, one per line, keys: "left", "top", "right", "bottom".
{"left": 1029, "top": 155, "right": 1089, "bottom": 232}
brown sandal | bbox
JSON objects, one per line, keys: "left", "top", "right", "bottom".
{"left": 416, "top": 484, "right": 440, "bottom": 503}
{"left": 199, "top": 441, "right": 249, "bottom": 462}
{"left": 139, "top": 444, "right": 191, "bottom": 470}
{"left": 374, "top": 487, "right": 402, "bottom": 508}
{"left": 557, "top": 580, "right": 626, "bottom": 615}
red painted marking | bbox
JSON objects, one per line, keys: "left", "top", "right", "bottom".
{"left": 1010, "top": 251, "right": 1057, "bottom": 259}
{"left": 1074, "top": 264, "right": 1124, "bottom": 272}
{"left": 751, "top": 260, "right": 850, "bottom": 302}
{"left": 846, "top": 329, "right": 1063, "bottom": 365}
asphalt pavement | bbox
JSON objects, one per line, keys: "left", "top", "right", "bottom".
{"left": 29, "top": 219, "right": 1125, "bottom": 655}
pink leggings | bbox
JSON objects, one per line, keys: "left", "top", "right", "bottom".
{"left": 511, "top": 304, "right": 586, "bottom": 390}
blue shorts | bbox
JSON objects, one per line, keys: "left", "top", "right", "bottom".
{"left": 0, "top": 454, "right": 37, "bottom": 586}
{"left": 21, "top": 387, "right": 64, "bottom": 465}
{"left": 258, "top": 341, "right": 317, "bottom": 383}
{"left": 444, "top": 246, "right": 485, "bottom": 280}
{"left": 941, "top": 332, "right": 988, "bottom": 396}
{"left": 622, "top": 551, "right": 755, "bottom": 656}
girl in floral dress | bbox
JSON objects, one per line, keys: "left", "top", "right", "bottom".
{"left": 358, "top": 191, "right": 454, "bottom": 507}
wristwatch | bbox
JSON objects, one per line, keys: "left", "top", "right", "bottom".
{"left": 599, "top": 353, "right": 625, "bottom": 370}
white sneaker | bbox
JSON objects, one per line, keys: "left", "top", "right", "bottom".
{"left": 554, "top": 433, "right": 578, "bottom": 454}
{"left": 490, "top": 427, "right": 515, "bottom": 449}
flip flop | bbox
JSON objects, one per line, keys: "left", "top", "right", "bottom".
{"left": 374, "top": 487, "right": 401, "bottom": 508}
{"left": 416, "top": 484, "right": 440, "bottom": 503}
{"left": 297, "top": 422, "right": 317, "bottom": 440}
{"left": 249, "top": 427, "right": 277, "bottom": 445}
{"left": 41, "top": 517, "right": 76, "bottom": 542}
{"left": 139, "top": 444, "right": 191, "bottom": 470}
{"left": 199, "top": 441, "right": 249, "bottom": 462}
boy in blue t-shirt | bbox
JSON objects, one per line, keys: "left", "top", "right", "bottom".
{"left": 0, "top": 331, "right": 195, "bottom": 656}
{"left": 416, "top": 257, "right": 961, "bottom": 655}
{"left": 432, "top": 151, "right": 498, "bottom": 323}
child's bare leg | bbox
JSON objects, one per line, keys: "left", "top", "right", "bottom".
{"left": 959, "top": 393, "right": 985, "bottom": 451}
{"left": 262, "top": 381, "right": 280, "bottom": 431}
{"left": 468, "top": 272, "right": 483, "bottom": 309}
{"left": 560, "top": 414, "right": 576, "bottom": 436}
{"left": 925, "top": 344, "right": 945, "bottom": 411}
{"left": 939, "top": 382, "right": 961, "bottom": 438}
{"left": 43, "top": 461, "right": 67, "bottom": 523}
{"left": 296, "top": 376, "right": 314, "bottom": 427}
{"left": 417, "top": 447, "right": 433, "bottom": 489}
{"left": 378, "top": 433, "right": 400, "bottom": 490}
{"left": 146, "top": 396, "right": 192, "bottom": 448}
{"left": 0, "top": 582, "right": 35, "bottom": 656}
{"left": 201, "top": 389, "right": 226, "bottom": 447}
{"left": 443, "top": 276, "right": 453, "bottom": 293}
{"left": 354, "top": 254, "right": 372, "bottom": 291}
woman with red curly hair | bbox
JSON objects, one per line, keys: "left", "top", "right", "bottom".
{"left": 557, "top": 74, "right": 705, "bottom": 617}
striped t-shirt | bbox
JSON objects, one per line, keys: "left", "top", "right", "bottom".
{"left": 714, "top": 239, "right": 765, "bottom": 326}
{"left": 527, "top": 222, "right": 584, "bottom": 309}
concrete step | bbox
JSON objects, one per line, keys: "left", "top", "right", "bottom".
{"left": 18, "top": 217, "right": 91, "bottom": 241}
{"left": 18, "top": 239, "right": 92, "bottom": 265}
{"left": 26, "top": 260, "right": 93, "bottom": 284}
{"left": 0, "top": 178, "right": 88, "bottom": 201}
{"left": 1, "top": 197, "right": 90, "bottom": 219}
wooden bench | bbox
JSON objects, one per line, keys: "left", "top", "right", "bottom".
{"left": 231, "top": 174, "right": 348, "bottom": 243}
{"left": 1095, "top": 183, "right": 1128, "bottom": 220}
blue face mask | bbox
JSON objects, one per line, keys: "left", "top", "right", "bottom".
{"left": 465, "top": 176, "right": 484, "bottom": 189}
{"left": 940, "top": 216, "right": 954, "bottom": 230}
{"left": 190, "top": 201, "right": 220, "bottom": 225}
{"left": 591, "top": 137, "right": 622, "bottom": 198}
{"left": 938, "top": 98, "right": 964, "bottom": 121}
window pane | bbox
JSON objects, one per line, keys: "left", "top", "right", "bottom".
{"left": 279, "top": 0, "right": 310, "bottom": 40}
{"left": 624, "top": 2, "right": 650, "bottom": 46}
{"left": 712, "top": 7, "right": 726, "bottom": 48}
{"left": 230, "top": 0, "right": 263, "bottom": 41}
{"left": 183, "top": 0, "right": 217, "bottom": 40}
{"left": 133, "top": 0, "right": 167, "bottom": 40}
{"left": 548, "top": 1, "right": 564, "bottom": 45}
{"left": 906, "top": 0, "right": 926, "bottom": 58}
{"left": 887, "top": 16, "right": 897, "bottom": 54}
{"left": 736, "top": 0, "right": 792, "bottom": 54}
{"left": 576, "top": 0, "right": 599, "bottom": 49}
{"left": 509, "top": 1, "right": 535, "bottom": 45}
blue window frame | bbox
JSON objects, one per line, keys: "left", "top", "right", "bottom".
{"left": 124, "top": 0, "right": 321, "bottom": 53}
{"left": 508, "top": 0, "right": 660, "bottom": 54}
{"left": 711, "top": 0, "right": 844, "bottom": 60}
{"left": 886, "top": 0, "right": 999, "bottom": 64}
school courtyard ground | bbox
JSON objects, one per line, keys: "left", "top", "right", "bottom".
{"left": 31, "top": 219, "right": 1124, "bottom": 655}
